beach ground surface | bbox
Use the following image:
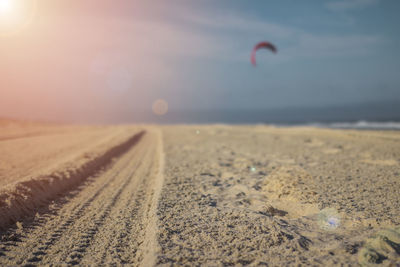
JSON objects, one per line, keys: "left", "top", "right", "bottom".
{"left": 0, "top": 122, "right": 399, "bottom": 265}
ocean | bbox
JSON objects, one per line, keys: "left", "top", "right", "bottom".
{"left": 123, "top": 101, "right": 400, "bottom": 130}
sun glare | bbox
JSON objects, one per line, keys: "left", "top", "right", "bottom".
{"left": 0, "top": 0, "right": 11, "bottom": 13}
{"left": 0, "top": 0, "right": 36, "bottom": 35}
{"left": 0, "top": 0, "right": 16, "bottom": 18}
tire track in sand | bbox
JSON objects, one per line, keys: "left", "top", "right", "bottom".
{"left": 141, "top": 129, "right": 165, "bottom": 266}
{"left": 0, "top": 131, "right": 147, "bottom": 265}
{"left": 0, "top": 128, "right": 165, "bottom": 266}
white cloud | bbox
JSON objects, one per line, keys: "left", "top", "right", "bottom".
{"left": 326, "top": 0, "right": 380, "bottom": 11}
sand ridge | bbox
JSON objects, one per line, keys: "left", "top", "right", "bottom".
{"left": 0, "top": 122, "right": 145, "bottom": 230}
{"left": 0, "top": 128, "right": 164, "bottom": 266}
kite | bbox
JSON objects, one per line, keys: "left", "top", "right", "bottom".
{"left": 251, "top": 41, "right": 277, "bottom": 66}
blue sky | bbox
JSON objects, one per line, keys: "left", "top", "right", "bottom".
{"left": 164, "top": 0, "right": 400, "bottom": 109}
{"left": 1, "top": 0, "right": 399, "bottom": 121}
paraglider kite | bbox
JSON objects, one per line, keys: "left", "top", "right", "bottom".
{"left": 251, "top": 41, "right": 277, "bottom": 66}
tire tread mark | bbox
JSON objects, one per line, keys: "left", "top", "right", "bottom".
{"left": 0, "top": 131, "right": 146, "bottom": 265}
{"left": 24, "top": 148, "right": 147, "bottom": 265}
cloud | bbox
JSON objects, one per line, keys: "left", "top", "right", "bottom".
{"left": 181, "top": 12, "right": 295, "bottom": 39}
{"left": 177, "top": 9, "right": 383, "bottom": 63}
{"left": 294, "top": 33, "right": 383, "bottom": 57}
{"left": 1, "top": 2, "right": 390, "bottom": 120}
{"left": 326, "top": 0, "right": 380, "bottom": 11}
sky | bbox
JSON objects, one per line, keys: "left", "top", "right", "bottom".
{"left": 0, "top": 0, "right": 399, "bottom": 123}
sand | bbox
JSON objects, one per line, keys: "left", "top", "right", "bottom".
{"left": 0, "top": 122, "right": 399, "bottom": 266}
{"left": 159, "top": 125, "right": 400, "bottom": 265}
{"left": 0, "top": 121, "right": 144, "bottom": 230}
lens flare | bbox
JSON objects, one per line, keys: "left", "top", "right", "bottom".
{"left": 0, "top": 0, "right": 37, "bottom": 36}
{"left": 317, "top": 208, "right": 340, "bottom": 230}
{"left": 0, "top": 0, "right": 13, "bottom": 15}
{"left": 152, "top": 99, "right": 168, "bottom": 116}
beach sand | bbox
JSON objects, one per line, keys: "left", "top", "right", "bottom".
{"left": 159, "top": 125, "right": 400, "bottom": 265}
{"left": 0, "top": 122, "right": 399, "bottom": 265}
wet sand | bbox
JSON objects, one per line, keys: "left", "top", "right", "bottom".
{"left": 0, "top": 122, "right": 399, "bottom": 265}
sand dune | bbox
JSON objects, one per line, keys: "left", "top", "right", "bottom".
{"left": 0, "top": 122, "right": 399, "bottom": 265}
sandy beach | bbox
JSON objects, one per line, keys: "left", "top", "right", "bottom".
{"left": 2, "top": 0, "right": 399, "bottom": 265}
{"left": 0, "top": 122, "right": 399, "bottom": 265}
